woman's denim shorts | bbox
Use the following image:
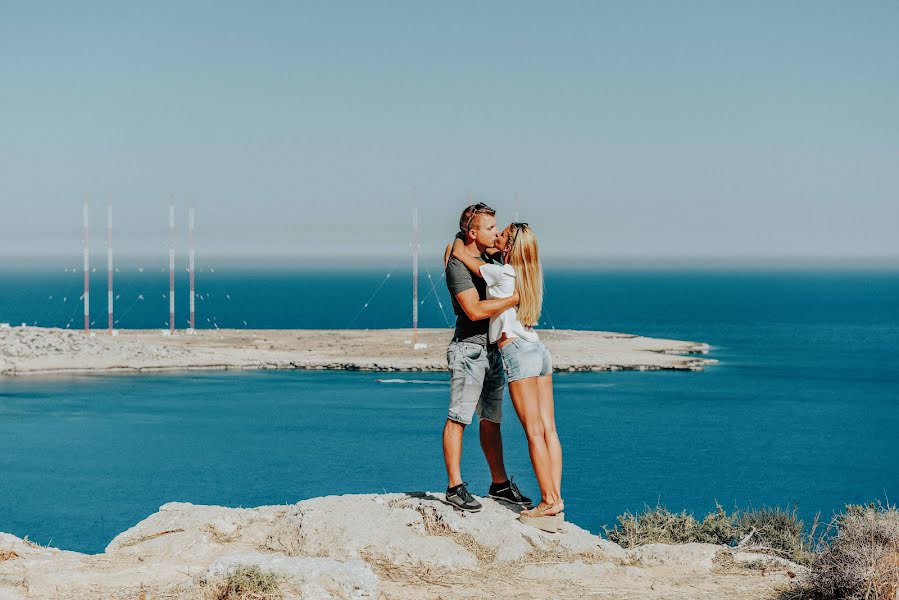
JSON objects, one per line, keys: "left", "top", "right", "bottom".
{"left": 500, "top": 337, "right": 553, "bottom": 382}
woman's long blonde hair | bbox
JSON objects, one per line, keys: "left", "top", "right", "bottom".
{"left": 505, "top": 223, "right": 543, "bottom": 328}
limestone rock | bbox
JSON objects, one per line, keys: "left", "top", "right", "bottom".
{"left": 628, "top": 542, "right": 723, "bottom": 571}
{"left": 0, "top": 493, "right": 800, "bottom": 599}
{"left": 205, "top": 552, "right": 378, "bottom": 599}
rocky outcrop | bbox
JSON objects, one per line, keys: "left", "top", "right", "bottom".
{"left": 0, "top": 493, "right": 802, "bottom": 599}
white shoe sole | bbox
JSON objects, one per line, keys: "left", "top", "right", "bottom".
{"left": 488, "top": 494, "right": 531, "bottom": 506}
{"left": 518, "top": 511, "right": 564, "bottom": 533}
{"left": 442, "top": 496, "right": 482, "bottom": 512}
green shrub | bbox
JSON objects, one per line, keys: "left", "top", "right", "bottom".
{"left": 606, "top": 500, "right": 899, "bottom": 598}
{"left": 604, "top": 501, "right": 811, "bottom": 563}
{"left": 736, "top": 505, "right": 806, "bottom": 561}
{"left": 604, "top": 504, "right": 700, "bottom": 547}
{"left": 694, "top": 502, "right": 739, "bottom": 545}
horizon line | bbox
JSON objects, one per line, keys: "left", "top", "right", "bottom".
{"left": 1, "top": 252, "right": 897, "bottom": 270}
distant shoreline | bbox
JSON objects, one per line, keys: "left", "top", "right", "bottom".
{"left": 1, "top": 254, "right": 897, "bottom": 272}
{"left": 0, "top": 326, "right": 716, "bottom": 377}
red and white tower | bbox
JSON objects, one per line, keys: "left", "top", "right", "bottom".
{"left": 189, "top": 207, "right": 196, "bottom": 332}
{"left": 169, "top": 201, "right": 175, "bottom": 334}
{"left": 411, "top": 196, "right": 419, "bottom": 345}
{"left": 107, "top": 203, "right": 113, "bottom": 333}
{"left": 82, "top": 196, "right": 90, "bottom": 332}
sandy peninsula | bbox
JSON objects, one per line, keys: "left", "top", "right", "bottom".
{"left": 0, "top": 326, "right": 715, "bottom": 376}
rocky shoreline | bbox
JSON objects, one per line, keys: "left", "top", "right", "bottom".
{"left": 0, "top": 493, "right": 801, "bottom": 599}
{"left": 0, "top": 326, "right": 716, "bottom": 377}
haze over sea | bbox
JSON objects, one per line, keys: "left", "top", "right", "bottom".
{"left": 1, "top": 262, "right": 897, "bottom": 554}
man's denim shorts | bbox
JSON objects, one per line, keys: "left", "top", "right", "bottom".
{"left": 446, "top": 341, "right": 505, "bottom": 425}
{"left": 500, "top": 337, "right": 553, "bottom": 382}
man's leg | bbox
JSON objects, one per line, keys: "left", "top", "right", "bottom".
{"left": 479, "top": 346, "right": 509, "bottom": 484}
{"left": 443, "top": 418, "right": 465, "bottom": 488}
{"left": 479, "top": 419, "right": 508, "bottom": 484}
{"left": 444, "top": 342, "right": 483, "bottom": 488}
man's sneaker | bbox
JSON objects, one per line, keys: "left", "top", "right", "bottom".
{"left": 445, "top": 482, "right": 482, "bottom": 512}
{"left": 488, "top": 477, "right": 532, "bottom": 507}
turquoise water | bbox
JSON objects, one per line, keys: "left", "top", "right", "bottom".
{"left": 1, "top": 267, "right": 898, "bottom": 553}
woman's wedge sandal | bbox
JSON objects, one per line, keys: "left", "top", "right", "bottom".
{"left": 518, "top": 502, "right": 565, "bottom": 533}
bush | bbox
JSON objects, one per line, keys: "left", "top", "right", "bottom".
{"left": 604, "top": 502, "right": 811, "bottom": 563}
{"left": 807, "top": 502, "right": 899, "bottom": 600}
{"left": 604, "top": 504, "right": 701, "bottom": 547}
{"left": 605, "top": 500, "right": 899, "bottom": 598}
{"left": 737, "top": 505, "right": 808, "bottom": 562}
{"left": 694, "top": 502, "right": 739, "bottom": 545}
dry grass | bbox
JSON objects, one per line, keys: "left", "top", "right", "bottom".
{"left": 0, "top": 549, "right": 19, "bottom": 562}
{"left": 362, "top": 544, "right": 609, "bottom": 600}
{"left": 255, "top": 508, "right": 305, "bottom": 557}
{"left": 364, "top": 504, "right": 613, "bottom": 598}
{"left": 507, "top": 534, "right": 613, "bottom": 569}
{"left": 361, "top": 552, "right": 466, "bottom": 589}
{"left": 742, "top": 558, "right": 779, "bottom": 572}
{"left": 802, "top": 502, "right": 899, "bottom": 600}
{"left": 204, "top": 523, "right": 240, "bottom": 544}
{"left": 604, "top": 504, "right": 701, "bottom": 546}
{"left": 415, "top": 505, "right": 497, "bottom": 562}
{"left": 196, "top": 565, "right": 284, "bottom": 600}
{"left": 118, "top": 528, "right": 186, "bottom": 549}
{"left": 257, "top": 528, "right": 304, "bottom": 557}
{"left": 603, "top": 502, "right": 814, "bottom": 563}
{"left": 737, "top": 506, "right": 811, "bottom": 562}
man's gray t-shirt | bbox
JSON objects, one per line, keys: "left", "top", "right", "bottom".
{"left": 445, "top": 251, "right": 502, "bottom": 345}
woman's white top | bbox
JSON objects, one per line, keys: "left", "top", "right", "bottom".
{"left": 479, "top": 263, "right": 539, "bottom": 344}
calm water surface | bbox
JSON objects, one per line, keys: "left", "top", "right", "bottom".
{"left": 1, "top": 266, "right": 897, "bottom": 553}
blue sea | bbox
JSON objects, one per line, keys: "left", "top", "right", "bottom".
{"left": 1, "top": 262, "right": 898, "bottom": 554}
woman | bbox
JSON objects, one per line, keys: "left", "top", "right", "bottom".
{"left": 449, "top": 223, "right": 564, "bottom": 531}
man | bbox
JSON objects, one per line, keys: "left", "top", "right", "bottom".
{"left": 442, "top": 202, "right": 532, "bottom": 512}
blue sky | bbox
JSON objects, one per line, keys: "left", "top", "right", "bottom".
{"left": 1, "top": 1, "right": 897, "bottom": 261}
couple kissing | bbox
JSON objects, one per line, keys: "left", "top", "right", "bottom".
{"left": 441, "top": 202, "right": 564, "bottom": 533}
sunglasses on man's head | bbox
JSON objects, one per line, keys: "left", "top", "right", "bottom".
{"left": 464, "top": 203, "right": 493, "bottom": 231}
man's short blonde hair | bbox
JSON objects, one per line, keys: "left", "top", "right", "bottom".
{"left": 458, "top": 202, "right": 496, "bottom": 235}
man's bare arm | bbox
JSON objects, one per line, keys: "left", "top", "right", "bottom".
{"left": 444, "top": 232, "right": 467, "bottom": 268}
{"left": 451, "top": 238, "right": 486, "bottom": 277}
{"left": 454, "top": 287, "right": 518, "bottom": 322}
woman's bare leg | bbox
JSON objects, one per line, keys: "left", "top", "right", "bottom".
{"left": 509, "top": 377, "right": 559, "bottom": 513}
{"left": 537, "top": 374, "right": 563, "bottom": 510}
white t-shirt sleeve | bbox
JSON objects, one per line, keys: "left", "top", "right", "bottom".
{"left": 478, "top": 263, "right": 509, "bottom": 287}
